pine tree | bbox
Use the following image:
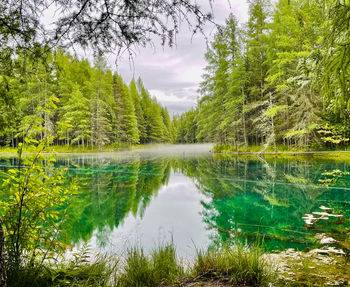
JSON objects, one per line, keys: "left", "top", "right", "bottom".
{"left": 90, "top": 56, "right": 113, "bottom": 148}
{"left": 263, "top": 0, "right": 320, "bottom": 150}
{"left": 161, "top": 107, "right": 171, "bottom": 142}
{"left": 129, "top": 79, "right": 146, "bottom": 142}
{"left": 246, "top": 0, "right": 269, "bottom": 101}
{"left": 58, "top": 84, "right": 91, "bottom": 147}
{"left": 198, "top": 23, "right": 231, "bottom": 143}
{"left": 198, "top": 14, "right": 242, "bottom": 145}
{"left": 113, "top": 74, "right": 139, "bottom": 144}
{"left": 138, "top": 79, "right": 164, "bottom": 143}
{"left": 244, "top": 0, "right": 270, "bottom": 147}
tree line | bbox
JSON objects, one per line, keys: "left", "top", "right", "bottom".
{"left": 1, "top": 0, "right": 349, "bottom": 151}
{"left": 0, "top": 50, "right": 172, "bottom": 148}
{"left": 173, "top": 0, "right": 350, "bottom": 151}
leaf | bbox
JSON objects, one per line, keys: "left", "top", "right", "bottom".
{"left": 265, "top": 105, "right": 287, "bottom": 118}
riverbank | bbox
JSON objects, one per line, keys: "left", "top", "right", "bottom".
{"left": 213, "top": 144, "right": 350, "bottom": 153}
{"left": 0, "top": 143, "right": 213, "bottom": 156}
{"left": 214, "top": 150, "right": 350, "bottom": 161}
{"left": 9, "top": 243, "right": 349, "bottom": 287}
{"left": 213, "top": 144, "right": 350, "bottom": 161}
{"left": 2, "top": 144, "right": 350, "bottom": 162}
{"left": 2, "top": 143, "right": 350, "bottom": 155}
{"left": 0, "top": 144, "right": 142, "bottom": 154}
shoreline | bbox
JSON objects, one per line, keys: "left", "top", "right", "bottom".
{"left": 1, "top": 145, "right": 350, "bottom": 160}
{"left": 214, "top": 150, "right": 350, "bottom": 155}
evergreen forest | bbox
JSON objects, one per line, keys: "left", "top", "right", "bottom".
{"left": 1, "top": 0, "right": 349, "bottom": 152}
{"left": 173, "top": 0, "right": 350, "bottom": 152}
{"left": 1, "top": 0, "right": 350, "bottom": 286}
{"left": 0, "top": 51, "right": 172, "bottom": 148}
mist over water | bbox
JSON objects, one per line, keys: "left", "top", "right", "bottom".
{"left": 129, "top": 143, "right": 214, "bottom": 156}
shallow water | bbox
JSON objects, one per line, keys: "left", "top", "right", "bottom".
{"left": 1, "top": 144, "right": 349, "bottom": 257}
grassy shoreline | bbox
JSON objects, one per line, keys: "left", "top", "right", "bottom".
{"left": 0, "top": 144, "right": 142, "bottom": 154}
{"left": 9, "top": 243, "right": 349, "bottom": 287}
{"left": 213, "top": 143, "right": 350, "bottom": 153}
{"left": 1, "top": 143, "right": 350, "bottom": 157}
{"left": 213, "top": 151, "right": 350, "bottom": 163}
{"left": 212, "top": 144, "right": 350, "bottom": 161}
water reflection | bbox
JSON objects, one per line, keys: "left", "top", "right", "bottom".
{"left": 176, "top": 155, "right": 350, "bottom": 251}
{"left": 1, "top": 149, "right": 349, "bottom": 255}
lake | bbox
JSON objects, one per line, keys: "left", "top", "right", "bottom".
{"left": 1, "top": 144, "right": 349, "bottom": 257}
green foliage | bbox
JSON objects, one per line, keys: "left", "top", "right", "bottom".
{"left": 137, "top": 79, "right": 167, "bottom": 143}
{"left": 0, "top": 96, "right": 77, "bottom": 284}
{"left": 196, "top": 14, "right": 244, "bottom": 144}
{"left": 172, "top": 108, "right": 198, "bottom": 143}
{"left": 175, "top": 0, "right": 350, "bottom": 151}
{"left": 7, "top": 246, "right": 116, "bottom": 287}
{"left": 318, "top": 124, "right": 350, "bottom": 145}
{"left": 129, "top": 80, "right": 147, "bottom": 142}
{"left": 192, "top": 244, "right": 276, "bottom": 287}
{"left": 113, "top": 75, "right": 139, "bottom": 144}
{"left": 117, "top": 243, "right": 183, "bottom": 287}
{"left": 58, "top": 85, "right": 91, "bottom": 146}
{"left": 265, "top": 105, "right": 287, "bottom": 118}
{"left": 0, "top": 51, "right": 170, "bottom": 148}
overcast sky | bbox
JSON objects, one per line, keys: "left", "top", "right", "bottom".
{"left": 109, "top": 1, "right": 250, "bottom": 116}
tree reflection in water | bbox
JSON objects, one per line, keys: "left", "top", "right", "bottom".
{"left": 13, "top": 153, "right": 348, "bottom": 253}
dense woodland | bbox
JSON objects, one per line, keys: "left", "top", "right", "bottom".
{"left": 0, "top": 0, "right": 350, "bottom": 151}
{"left": 0, "top": 52, "right": 172, "bottom": 147}
{"left": 0, "top": 1, "right": 350, "bottom": 286}
{"left": 174, "top": 0, "right": 350, "bottom": 151}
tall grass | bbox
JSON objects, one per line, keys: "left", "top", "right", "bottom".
{"left": 6, "top": 242, "right": 278, "bottom": 287}
{"left": 117, "top": 244, "right": 183, "bottom": 287}
{"left": 192, "top": 244, "right": 276, "bottom": 287}
{"left": 7, "top": 256, "right": 116, "bottom": 287}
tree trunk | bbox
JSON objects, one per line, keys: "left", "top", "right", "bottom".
{"left": 239, "top": 90, "right": 248, "bottom": 151}
{"left": 0, "top": 218, "right": 7, "bottom": 287}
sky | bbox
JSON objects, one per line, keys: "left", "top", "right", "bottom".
{"left": 111, "top": 1, "right": 250, "bottom": 116}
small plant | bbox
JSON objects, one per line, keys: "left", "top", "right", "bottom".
{"left": 151, "top": 244, "right": 183, "bottom": 284}
{"left": 0, "top": 96, "right": 77, "bottom": 285}
{"left": 50, "top": 246, "right": 117, "bottom": 287}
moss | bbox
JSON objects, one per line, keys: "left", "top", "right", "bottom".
{"left": 271, "top": 249, "right": 350, "bottom": 287}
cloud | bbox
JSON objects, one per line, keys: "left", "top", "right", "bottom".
{"left": 107, "top": 0, "right": 249, "bottom": 116}
{"left": 41, "top": 1, "right": 250, "bottom": 116}
{"left": 149, "top": 89, "right": 197, "bottom": 115}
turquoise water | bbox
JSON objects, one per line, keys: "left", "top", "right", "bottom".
{"left": 1, "top": 145, "right": 349, "bottom": 256}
